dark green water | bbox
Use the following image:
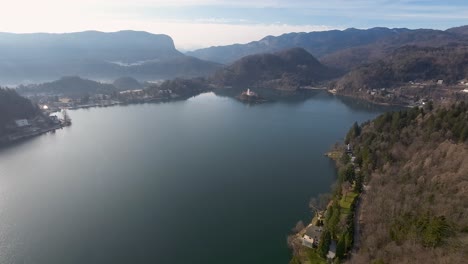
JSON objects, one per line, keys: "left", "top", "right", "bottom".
{"left": 0, "top": 92, "right": 391, "bottom": 264}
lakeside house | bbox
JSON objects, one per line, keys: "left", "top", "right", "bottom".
{"left": 301, "top": 225, "right": 323, "bottom": 248}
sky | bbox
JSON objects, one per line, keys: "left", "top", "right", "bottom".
{"left": 0, "top": 0, "right": 467, "bottom": 50}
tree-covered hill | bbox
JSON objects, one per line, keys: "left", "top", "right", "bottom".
{"left": 346, "top": 103, "right": 468, "bottom": 263}
{"left": 17, "top": 76, "right": 118, "bottom": 97}
{"left": 0, "top": 88, "right": 40, "bottom": 136}
{"left": 211, "top": 48, "right": 339, "bottom": 91}
{"left": 321, "top": 29, "right": 468, "bottom": 71}
{"left": 330, "top": 45, "right": 468, "bottom": 104}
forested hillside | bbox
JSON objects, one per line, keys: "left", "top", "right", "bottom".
{"left": 329, "top": 45, "right": 468, "bottom": 105}
{"left": 347, "top": 103, "right": 468, "bottom": 263}
{"left": 334, "top": 45, "right": 468, "bottom": 89}
{"left": 0, "top": 88, "right": 40, "bottom": 136}
{"left": 321, "top": 29, "right": 468, "bottom": 71}
{"left": 17, "top": 76, "right": 118, "bottom": 97}
{"left": 211, "top": 48, "right": 337, "bottom": 91}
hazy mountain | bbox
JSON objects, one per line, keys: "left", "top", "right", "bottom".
{"left": 17, "top": 76, "right": 117, "bottom": 97}
{"left": 211, "top": 48, "right": 339, "bottom": 91}
{"left": 187, "top": 27, "right": 411, "bottom": 64}
{"left": 0, "top": 30, "right": 221, "bottom": 84}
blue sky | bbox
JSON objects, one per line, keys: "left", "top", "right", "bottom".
{"left": 1, "top": 0, "right": 467, "bottom": 50}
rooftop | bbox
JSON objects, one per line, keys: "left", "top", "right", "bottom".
{"left": 304, "top": 225, "right": 322, "bottom": 240}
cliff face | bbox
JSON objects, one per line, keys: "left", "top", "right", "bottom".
{"left": 346, "top": 105, "right": 468, "bottom": 263}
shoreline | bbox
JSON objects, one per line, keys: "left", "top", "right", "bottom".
{"left": 290, "top": 144, "right": 362, "bottom": 263}
{"left": 0, "top": 123, "right": 66, "bottom": 146}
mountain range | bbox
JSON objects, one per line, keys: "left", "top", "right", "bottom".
{"left": 17, "top": 76, "right": 119, "bottom": 97}
{"left": 187, "top": 27, "right": 468, "bottom": 71}
{"left": 3, "top": 25, "right": 468, "bottom": 103}
{"left": 0, "top": 30, "right": 221, "bottom": 84}
{"left": 187, "top": 27, "right": 410, "bottom": 64}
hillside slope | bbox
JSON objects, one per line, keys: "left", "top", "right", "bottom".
{"left": 321, "top": 29, "right": 468, "bottom": 71}
{"left": 211, "top": 48, "right": 338, "bottom": 91}
{"left": 0, "top": 88, "right": 40, "bottom": 136}
{"left": 346, "top": 104, "right": 468, "bottom": 263}
{"left": 330, "top": 45, "right": 468, "bottom": 105}
{"left": 17, "top": 76, "right": 118, "bottom": 97}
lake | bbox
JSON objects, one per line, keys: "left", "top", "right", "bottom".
{"left": 0, "top": 91, "right": 391, "bottom": 264}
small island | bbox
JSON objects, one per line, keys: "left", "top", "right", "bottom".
{"left": 237, "top": 89, "right": 266, "bottom": 103}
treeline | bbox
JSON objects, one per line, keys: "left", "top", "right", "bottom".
{"left": 0, "top": 88, "right": 40, "bottom": 136}
{"left": 346, "top": 103, "right": 468, "bottom": 263}
{"left": 146, "top": 77, "right": 210, "bottom": 98}
{"left": 17, "top": 76, "right": 118, "bottom": 97}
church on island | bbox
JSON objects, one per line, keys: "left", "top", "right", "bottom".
{"left": 237, "top": 88, "right": 265, "bottom": 103}
{"left": 242, "top": 89, "right": 258, "bottom": 97}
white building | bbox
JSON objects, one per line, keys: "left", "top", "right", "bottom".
{"left": 302, "top": 234, "right": 315, "bottom": 248}
{"left": 15, "top": 119, "right": 30, "bottom": 127}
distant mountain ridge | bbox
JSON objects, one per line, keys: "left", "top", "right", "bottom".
{"left": 0, "top": 30, "right": 221, "bottom": 84}
{"left": 187, "top": 26, "right": 468, "bottom": 68}
{"left": 187, "top": 27, "right": 411, "bottom": 64}
{"left": 17, "top": 76, "right": 118, "bottom": 97}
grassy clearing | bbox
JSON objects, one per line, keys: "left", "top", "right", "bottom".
{"left": 339, "top": 191, "right": 358, "bottom": 209}
{"left": 306, "top": 249, "right": 327, "bottom": 264}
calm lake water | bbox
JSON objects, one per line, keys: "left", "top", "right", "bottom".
{"left": 0, "top": 91, "right": 391, "bottom": 264}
